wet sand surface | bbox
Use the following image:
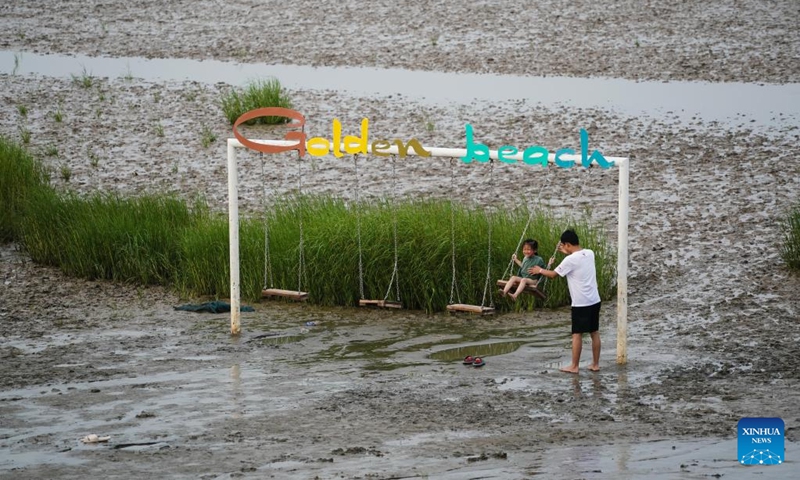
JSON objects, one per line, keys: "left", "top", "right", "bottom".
{"left": 1, "top": 1, "right": 800, "bottom": 478}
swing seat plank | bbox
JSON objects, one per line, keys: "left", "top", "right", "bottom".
{"left": 359, "top": 299, "right": 403, "bottom": 309}
{"left": 447, "top": 304, "right": 495, "bottom": 315}
{"left": 496, "top": 280, "right": 547, "bottom": 300}
{"left": 262, "top": 289, "right": 309, "bottom": 301}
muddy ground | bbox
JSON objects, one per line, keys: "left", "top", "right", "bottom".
{"left": 1, "top": 1, "right": 800, "bottom": 479}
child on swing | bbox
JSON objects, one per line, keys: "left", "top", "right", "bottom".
{"left": 501, "top": 239, "right": 546, "bottom": 301}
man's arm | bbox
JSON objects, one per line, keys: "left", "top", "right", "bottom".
{"left": 529, "top": 265, "right": 558, "bottom": 279}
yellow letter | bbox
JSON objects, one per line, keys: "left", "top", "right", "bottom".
{"left": 394, "top": 138, "right": 431, "bottom": 157}
{"left": 332, "top": 119, "right": 343, "bottom": 157}
{"left": 344, "top": 118, "right": 369, "bottom": 155}
{"left": 307, "top": 137, "right": 331, "bottom": 157}
{"left": 372, "top": 139, "right": 391, "bottom": 156}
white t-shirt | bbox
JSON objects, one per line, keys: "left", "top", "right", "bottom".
{"left": 554, "top": 248, "right": 601, "bottom": 307}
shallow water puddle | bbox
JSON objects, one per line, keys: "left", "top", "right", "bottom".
{"left": 1, "top": 50, "right": 798, "bottom": 126}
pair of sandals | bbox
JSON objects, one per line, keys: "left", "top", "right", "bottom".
{"left": 463, "top": 356, "right": 485, "bottom": 367}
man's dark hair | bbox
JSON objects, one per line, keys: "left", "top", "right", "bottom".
{"left": 523, "top": 239, "right": 538, "bottom": 254}
{"left": 560, "top": 229, "right": 579, "bottom": 246}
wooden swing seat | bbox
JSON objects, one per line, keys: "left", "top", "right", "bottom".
{"left": 359, "top": 299, "right": 403, "bottom": 309}
{"left": 446, "top": 304, "right": 495, "bottom": 315}
{"left": 496, "top": 279, "right": 547, "bottom": 300}
{"left": 262, "top": 288, "right": 309, "bottom": 301}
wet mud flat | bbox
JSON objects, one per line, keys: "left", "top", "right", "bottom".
{"left": 2, "top": 0, "right": 799, "bottom": 84}
{"left": 1, "top": 241, "right": 800, "bottom": 479}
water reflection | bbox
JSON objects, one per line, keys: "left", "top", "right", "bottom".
{"left": 230, "top": 364, "right": 242, "bottom": 419}
{"left": 571, "top": 374, "right": 603, "bottom": 399}
{"left": 260, "top": 335, "right": 304, "bottom": 345}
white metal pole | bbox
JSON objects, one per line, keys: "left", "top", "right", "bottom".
{"left": 616, "top": 157, "right": 629, "bottom": 364}
{"left": 227, "top": 139, "right": 241, "bottom": 335}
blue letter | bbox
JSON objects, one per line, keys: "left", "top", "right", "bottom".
{"left": 461, "top": 124, "right": 491, "bottom": 163}
{"left": 522, "top": 146, "right": 548, "bottom": 167}
{"left": 497, "top": 145, "right": 518, "bottom": 164}
{"left": 555, "top": 148, "right": 575, "bottom": 168}
{"left": 580, "top": 129, "right": 613, "bottom": 169}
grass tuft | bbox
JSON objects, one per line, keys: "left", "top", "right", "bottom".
{"left": 19, "top": 127, "right": 31, "bottom": 145}
{"left": 200, "top": 125, "right": 216, "bottom": 148}
{"left": 71, "top": 66, "right": 94, "bottom": 89}
{"left": 220, "top": 78, "right": 292, "bottom": 125}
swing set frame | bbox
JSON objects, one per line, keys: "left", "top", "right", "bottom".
{"left": 225, "top": 138, "right": 630, "bottom": 365}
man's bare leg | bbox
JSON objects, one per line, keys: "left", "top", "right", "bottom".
{"left": 560, "top": 333, "right": 581, "bottom": 373}
{"left": 587, "top": 331, "right": 601, "bottom": 371}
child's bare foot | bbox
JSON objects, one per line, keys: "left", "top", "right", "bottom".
{"left": 499, "top": 289, "right": 507, "bottom": 297}
{"left": 587, "top": 365, "right": 600, "bottom": 372}
{"left": 509, "top": 293, "right": 518, "bottom": 301}
{"left": 559, "top": 365, "right": 579, "bottom": 374}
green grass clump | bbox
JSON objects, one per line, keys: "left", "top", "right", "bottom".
{"left": 781, "top": 203, "right": 800, "bottom": 270}
{"left": 0, "top": 136, "right": 50, "bottom": 242}
{"left": 21, "top": 191, "right": 205, "bottom": 285}
{"left": 176, "top": 195, "right": 616, "bottom": 311}
{"left": 220, "top": 78, "right": 292, "bottom": 125}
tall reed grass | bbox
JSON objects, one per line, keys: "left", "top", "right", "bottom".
{"left": 782, "top": 203, "right": 800, "bottom": 270}
{"left": 21, "top": 190, "right": 205, "bottom": 285}
{"left": 176, "top": 195, "right": 616, "bottom": 311}
{"left": 0, "top": 135, "right": 50, "bottom": 242}
{"left": 220, "top": 79, "right": 293, "bottom": 125}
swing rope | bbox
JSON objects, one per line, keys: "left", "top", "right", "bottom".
{"left": 296, "top": 152, "right": 306, "bottom": 293}
{"left": 448, "top": 158, "right": 461, "bottom": 305}
{"left": 353, "top": 154, "right": 366, "bottom": 301}
{"left": 384, "top": 155, "right": 401, "bottom": 303}
{"left": 480, "top": 159, "right": 495, "bottom": 309}
{"left": 261, "top": 153, "right": 274, "bottom": 290}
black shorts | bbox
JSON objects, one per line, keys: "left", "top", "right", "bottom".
{"left": 571, "top": 302, "right": 601, "bottom": 334}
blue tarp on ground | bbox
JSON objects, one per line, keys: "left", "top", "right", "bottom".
{"left": 173, "top": 301, "right": 254, "bottom": 313}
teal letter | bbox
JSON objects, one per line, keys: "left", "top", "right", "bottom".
{"left": 555, "top": 148, "right": 575, "bottom": 168}
{"left": 460, "top": 124, "right": 490, "bottom": 163}
{"left": 522, "top": 146, "right": 548, "bottom": 167}
{"left": 580, "top": 129, "right": 613, "bottom": 169}
{"left": 497, "top": 145, "right": 518, "bottom": 164}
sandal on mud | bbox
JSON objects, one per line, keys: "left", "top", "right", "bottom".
{"left": 463, "top": 355, "right": 475, "bottom": 365}
{"left": 81, "top": 434, "right": 111, "bottom": 444}
{"left": 472, "top": 357, "right": 485, "bottom": 367}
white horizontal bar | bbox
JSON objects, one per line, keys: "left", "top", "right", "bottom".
{"left": 227, "top": 138, "right": 628, "bottom": 167}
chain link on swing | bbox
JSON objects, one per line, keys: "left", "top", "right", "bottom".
{"left": 384, "top": 154, "right": 401, "bottom": 303}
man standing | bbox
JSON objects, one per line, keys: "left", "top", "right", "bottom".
{"left": 530, "top": 229, "right": 601, "bottom": 373}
